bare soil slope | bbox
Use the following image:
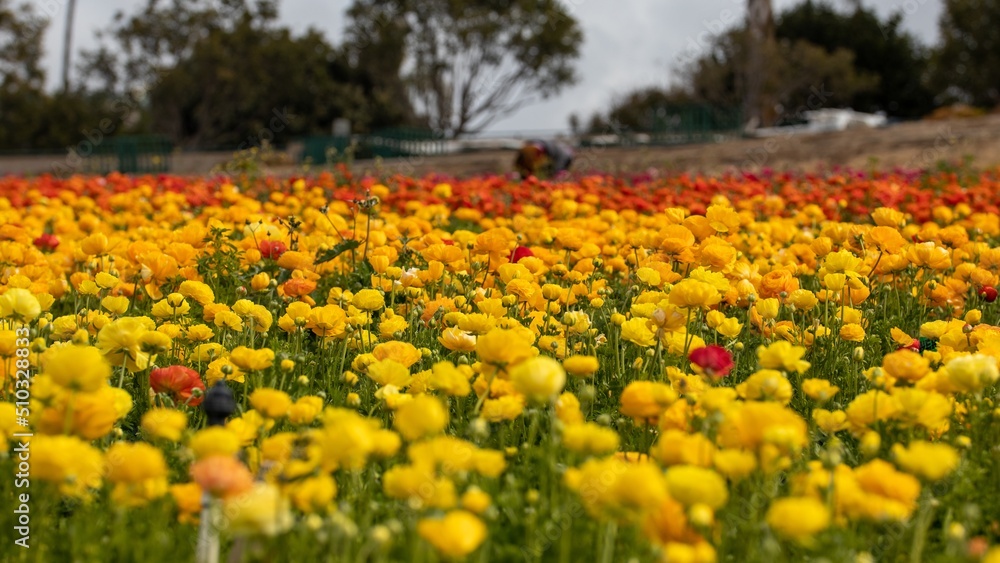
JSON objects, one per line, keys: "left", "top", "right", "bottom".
{"left": 356, "top": 114, "right": 1000, "bottom": 178}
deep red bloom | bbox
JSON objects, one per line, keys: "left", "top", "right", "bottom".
{"left": 33, "top": 233, "right": 59, "bottom": 251}
{"left": 689, "top": 345, "right": 734, "bottom": 378}
{"left": 259, "top": 240, "right": 287, "bottom": 260}
{"left": 150, "top": 366, "right": 206, "bottom": 406}
{"left": 510, "top": 246, "right": 534, "bottom": 263}
{"left": 980, "top": 286, "right": 998, "bottom": 303}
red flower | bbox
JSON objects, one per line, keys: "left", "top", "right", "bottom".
{"left": 980, "top": 286, "right": 998, "bottom": 303}
{"left": 259, "top": 240, "right": 287, "bottom": 260}
{"left": 33, "top": 233, "right": 59, "bottom": 251}
{"left": 689, "top": 345, "right": 734, "bottom": 378}
{"left": 150, "top": 366, "right": 206, "bottom": 406}
{"left": 510, "top": 246, "right": 534, "bottom": 263}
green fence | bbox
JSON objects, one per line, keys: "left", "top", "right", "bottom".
{"left": 647, "top": 105, "right": 743, "bottom": 145}
{"left": 300, "top": 128, "right": 449, "bottom": 164}
{"left": 580, "top": 105, "right": 743, "bottom": 148}
{"left": 86, "top": 136, "right": 173, "bottom": 174}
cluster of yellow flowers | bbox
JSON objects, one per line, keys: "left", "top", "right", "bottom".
{"left": 1, "top": 176, "right": 1000, "bottom": 561}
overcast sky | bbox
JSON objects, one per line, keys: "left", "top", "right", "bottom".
{"left": 40, "top": 0, "right": 943, "bottom": 134}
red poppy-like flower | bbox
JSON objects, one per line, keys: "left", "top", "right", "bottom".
{"left": 510, "top": 246, "right": 534, "bottom": 263}
{"left": 33, "top": 233, "right": 60, "bottom": 251}
{"left": 689, "top": 345, "right": 734, "bottom": 378}
{"left": 150, "top": 365, "right": 206, "bottom": 406}
{"left": 259, "top": 240, "right": 287, "bottom": 260}
{"left": 979, "top": 286, "right": 998, "bottom": 303}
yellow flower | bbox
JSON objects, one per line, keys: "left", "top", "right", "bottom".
{"left": 845, "top": 390, "right": 901, "bottom": 431}
{"left": 80, "top": 232, "right": 108, "bottom": 255}
{"left": 222, "top": 483, "right": 293, "bottom": 537}
{"left": 288, "top": 396, "right": 324, "bottom": 425}
{"left": 186, "top": 324, "right": 215, "bottom": 342}
{"left": 757, "top": 341, "right": 810, "bottom": 374}
{"left": 839, "top": 323, "right": 866, "bottom": 342}
{"left": 563, "top": 355, "right": 599, "bottom": 378}
{"left": 619, "top": 381, "right": 678, "bottom": 422}
{"left": 766, "top": 497, "right": 829, "bottom": 544}
{"left": 802, "top": 379, "right": 839, "bottom": 403}
{"left": 230, "top": 346, "right": 275, "bottom": 371}
{"left": 101, "top": 295, "right": 131, "bottom": 315}
{"left": 891, "top": 441, "right": 960, "bottom": 481}
{"left": 372, "top": 341, "right": 422, "bottom": 368}
{"left": 105, "top": 442, "right": 169, "bottom": 507}
{"left": 812, "top": 409, "right": 849, "bottom": 434}
{"left": 96, "top": 316, "right": 154, "bottom": 372}
{"left": 736, "top": 369, "right": 793, "bottom": 405}
{"left": 42, "top": 345, "right": 110, "bottom": 392}
{"left": 249, "top": 388, "right": 292, "bottom": 419}
{"left": 189, "top": 427, "right": 241, "bottom": 459}
{"left": 178, "top": 280, "right": 215, "bottom": 305}
{"left": 621, "top": 318, "right": 656, "bottom": 347}
{"left": 669, "top": 279, "right": 721, "bottom": 309}
{"left": 653, "top": 430, "right": 715, "bottom": 467}
{"left": 755, "top": 298, "right": 780, "bottom": 320}
{"left": 428, "top": 361, "right": 471, "bottom": 397}
{"left": 565, "top": 457, "right": 667, "bottom": 520}
{"left": 0, "top": 288, "right": 41, "bottom": 322}
{"left": 438, "top": 326, "right": 477, "bottom": 352}
{"left": 417, "top": 510, "right": 487, "bottom": 558}
{"left": 31, "top": 435, "right": 104, "bottom": 497}
{"left": 95, "top": 271, "right": 120, "bottom": 289}
{"left": 352, "top": 289, "right": 385, "bottom": 311}
{"left": 394, "top": 394, "right": 449, "bottom": 441}
{"left": 367, "top": 359, "right": 412, "bottom": 388}
{"left": 476, "top": 328, "right": 535, "bottom": 366}
{"left": 713, "top": 449, "right": 757, "bottom": 481}
{"left": 285, "top": 474, "right": 337, "bottom": 513}
{"left": 944, "top": 353, "right": 999, "bottom": 392}
{"left": 664, "top": 466, "right": 728, "bottom": 509}
{"left": 141, "top": 408, "right": 187, "bottom": 442}
{"left": 480, "top": 395, "right": 525, "bottom": 422}
{"left": 383, "top": 465, "right": 457, "bottom": 508}
{"left": 509, "top": 356, "right": 566, "bottom": 403}
{"left": 562, "top": 423, "right": 620, "bottom": 456}
{"left": 461, "top": 487, "right": 492, "bottom": 514}
{"left": 881, "top": 349, "right": 930, "bottom": 382}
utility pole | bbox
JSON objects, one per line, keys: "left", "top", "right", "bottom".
{"left": 62, "top": 0, "right": 77, "bottom": 91}
{"left": 745, "top": 0, "right": 774, "bottom": 130}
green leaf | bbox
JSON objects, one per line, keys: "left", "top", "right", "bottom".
{"left": 315, "top": 239, "right": 361, "bottom": 264}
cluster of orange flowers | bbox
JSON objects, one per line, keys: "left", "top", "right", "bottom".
{"left": 1, "top": 171, "right": 1000, "bottom": 561}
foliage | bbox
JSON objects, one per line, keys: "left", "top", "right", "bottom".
{"left": 348, "top": 0, "right": 584, "bottom": 138}
{"left": 933, "top": 0, "right": 1000, "bottom": 108}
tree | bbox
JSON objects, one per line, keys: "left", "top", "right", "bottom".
{"left": 933, "top": 0, "right": 1000, "bottom": 108}
{"left": 683, "top": 28, "right": 877, "bottom": 123}
{"left": 0, "top": 0, "right": 46, "bottom": 91}
{"left": 0, "top": 1, "right": 49, "bottom": 149}
{"left": 342, "top": 1, "right": 420, "bottom": 131}
{"left": 148, "top": 22, "right": 370, "bottom": 148}
{"left": 776, "top": 0, "right": 934, "bottom": 118}
{"left": 348, "top": 0, "right": 584, "bottom": 138}
{"left": 80, "top": 0, "right": 279, "bottom": 94}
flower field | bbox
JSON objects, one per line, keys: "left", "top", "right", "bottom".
{"left": 2, "top": 168, "right": 1000, "bottom": 562}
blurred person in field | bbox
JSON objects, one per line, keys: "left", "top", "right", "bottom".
{"left": 515, "top": 139, "right": 574, "bottom": 179}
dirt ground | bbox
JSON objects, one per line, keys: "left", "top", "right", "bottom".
{"left": 346, "top": 114, "right": 1000, "bottom": 178}
{"left": 2, "top": 114, "right": 998, "bottom": 178}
